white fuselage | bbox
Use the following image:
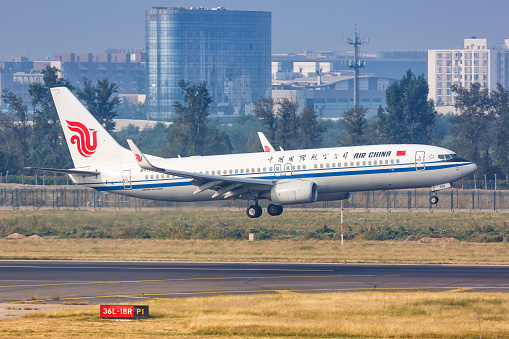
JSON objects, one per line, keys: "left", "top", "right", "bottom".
{"left": 70, "top": 144, "right": 476, "bottom": 203}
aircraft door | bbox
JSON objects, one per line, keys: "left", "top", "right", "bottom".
{"left": 415, "top": 151, "right": 425, "bottom": 171}
{"left": 284, "top": 163, "right": 293, "bottom": 176}
{"left": 274, "top": 164, "right": 283, "bottom": 176}
{"left": 122, "top": 170, "right": 132, "bottom": 190}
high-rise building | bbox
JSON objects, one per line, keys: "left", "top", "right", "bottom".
{"left": 54, "top": 51, "right": 146, "bottom": 95}
{"left": 146, "top": 7, "right": 271, "bottom": 119}
{"left": 428, "top": 37, "right": 509, "bottom": 107}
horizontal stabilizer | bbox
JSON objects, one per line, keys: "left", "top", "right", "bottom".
{"left": 24, "top": 167, "right": 99, "bottom": 177}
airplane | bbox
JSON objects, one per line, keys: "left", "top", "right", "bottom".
{"left": 26, "top": 87, "right": 477, "bottom": 218}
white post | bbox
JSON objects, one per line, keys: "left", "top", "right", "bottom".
{"left": 341, "top": 200, "right": 344, "bottom": 246}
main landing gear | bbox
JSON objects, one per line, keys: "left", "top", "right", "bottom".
{"left": 246, "top": 204, "right": 262, "bottom": 218}
{"left": 246, "top": 201, "right": 284, "bottom": 218}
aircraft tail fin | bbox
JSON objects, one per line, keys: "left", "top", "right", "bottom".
{"left": 257, "top": 132, "right": 276, "bottom": 152}
{"left": 50, "top": 87, "right": 131, "bottom": 168}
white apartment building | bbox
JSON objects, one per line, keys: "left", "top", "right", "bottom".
{"left": 428, "top": 37, "right": 509, "bottom": 107}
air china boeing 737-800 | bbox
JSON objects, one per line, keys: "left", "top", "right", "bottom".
{"left": 27, "top": 87, "right": 477, "bottom": 218}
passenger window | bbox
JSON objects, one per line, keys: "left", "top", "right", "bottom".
{"left": 362, "top": 161, "right": 366, "bottom": 166}
{"left": 229, "top": 169, "right": 232, "bottom": 174}
{"left": 145, "top": 175, "right": 148, "bottom": 179}
{"left": 252, "top": 168, "right": 255, "bottom": 172}
{"left": 156, "top": 174, "right": 159, "bottom": 179}
{"left": 385, "top": 160, "right": 389, "bottom": 164}
{"left": 269, "top": 167, "right": 273, "bottom": 171}
{"left": 356, "top": 161, "right": 360, "bottom": 166}
{"left": 263, "top": 167, "right": 266, "bottom": 172}
{"left": 390, "top": 159, "right": 394, "bottom": 164}
{"left": 212, "top": 171, "right": 215, "bottom": 175}
{"left": 303, "top": 165, "right": 306, "bottom": 169}
{"left": 297, "top": 165, "right": 301, "bottom": 170}
{"left": 326, "top": 163, "right": 330, "bottom": 168}
{"left": 368, "top": 161, "right": 372, "bottom": 165}
{"left": 150, "top": 175, "right": 154, "bottom": 179}
{"left": 374, "top": 160, "right": 377, "bottom": 165}
{"left": 320, "top": 164, "right": 323, "bottom": 168}
{"left": 235, "top": 169, "right": 238, "bottom": 174}
{"left": 257, "top": 168, "right": 260, "bottom": 172}
{"left": 205, "top": 171, "right": 209, "bottom": 175}
{"left": 338, "top": 163, "right": 341, "bottom": 167}
{"left": 240, "top": 169, "right": 244, "bottom": 173}
{"left": 350, "top": 162, "right": 354, "bottom": 166}
{"left": 314, "top": 164, "right": 318, "bottom": 169}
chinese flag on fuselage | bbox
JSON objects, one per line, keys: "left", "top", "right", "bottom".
{"left": 396, "top": 150, "right": 406, "bottom": 156}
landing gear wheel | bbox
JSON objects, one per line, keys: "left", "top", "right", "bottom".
{"left": 246, "top": 204, "right": 263, "bottom": 218}
{"left": 267, "top": 204, "right": 283, "bottom": 216}
{"left": 430, "top": 195, "right": 439, "bottom": 204}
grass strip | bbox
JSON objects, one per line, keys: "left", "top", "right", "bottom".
{"left": 1, "top": 292, "right": 508, "bottom": 338}
{"left": 0, "top": 209, "right": 508, "bottom": 242}
{"left": 1, "top": 238, "right": 509, "bottom": 264}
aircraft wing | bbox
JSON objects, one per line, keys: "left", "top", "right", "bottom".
{"left": 127, "top": 139, "right": 274, "bottom": 199}
{"left": 24, "top": 167, "right": 100, "bottom": 177}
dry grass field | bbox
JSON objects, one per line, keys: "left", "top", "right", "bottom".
{"left": 1, "top": 292, "right": 508, "bottom": 338}
{"left": 1, "top": 238, "right": 509, "bottom": 264}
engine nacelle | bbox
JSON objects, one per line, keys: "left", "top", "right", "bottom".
{"left": 269, "top": 180, "right": 318, "bottom": 205}
{"left": 316, "top": 192, "right": 352, "bottom": 202}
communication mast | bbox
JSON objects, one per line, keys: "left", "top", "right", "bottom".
{"left": 345, "top": 25, "right": 368, "bottom": 108}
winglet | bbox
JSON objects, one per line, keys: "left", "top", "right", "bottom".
{"left": 127, "top": 139, "right": 165, "bottom": 173}
{"left": 257, "top": 132, "right": 275, "bottom": 152}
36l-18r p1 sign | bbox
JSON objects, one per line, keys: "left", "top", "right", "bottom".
{"left": 100, "top": 305, "right": 149, "bottom": 319}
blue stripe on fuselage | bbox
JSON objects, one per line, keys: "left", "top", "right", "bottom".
{"left": 88, "top": 161, "right": 473, "bottom": 192}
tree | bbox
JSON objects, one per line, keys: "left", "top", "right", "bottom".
{"left": 0, "top": 89, "right": 31, "bottom": 172}
{"left": 275, "top": 98, "right": 300, "bottom": 149}
{"left": 491, "top": 83, "right": 509, "bottom": 179}
{"left": 377, "top": 69, "right": 437, "bottom": 144}
{"left": 299, "top": 105, "right": 326, "bottom": 149}
{"left": 253, "top": 98, "right": 277, "bottom": 143}
{"left": 450, "top": 83, "right": 495, "bottom": 175}
{"left": 76, "top": 78, "right": 120, "bottom": 132}
{"left": 166, "top": 80, "right": 231, "bottom": 156}
{"left": 28, "top": 66, "right": 73, "bottom": 169}
{"left": 341, "top": 106, "right": 368, "bottom": 146}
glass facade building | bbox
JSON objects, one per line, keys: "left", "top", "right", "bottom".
{"left": 146, "top": 7, "right": 271, "bottom": 119}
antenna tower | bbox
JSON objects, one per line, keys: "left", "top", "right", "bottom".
{"left": 345, "top": 25, "right": 368, "bottom": 108}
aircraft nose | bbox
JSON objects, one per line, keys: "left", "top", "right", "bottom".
{"left": 464, "top": 163, "right": 477, "bottom": 176}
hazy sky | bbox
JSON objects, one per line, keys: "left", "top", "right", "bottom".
{"left": 1, "top": 0, "right": 507, "bottom": 60}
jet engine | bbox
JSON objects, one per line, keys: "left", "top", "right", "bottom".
{"left": 269, "top": 180, "right": 318, "bottom": 205}
{"left": 316, "top": 192, "right": 352, "bottom": 201}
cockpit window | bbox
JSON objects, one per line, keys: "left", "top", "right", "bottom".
{"left": 439, "top": 154, "right": 459, "bottom": 160}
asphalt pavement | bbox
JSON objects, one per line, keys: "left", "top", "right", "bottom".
{"left": 1, "top": 261, "right": 508, "bottom": 305}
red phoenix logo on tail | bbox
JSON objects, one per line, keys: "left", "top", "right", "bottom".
{"left": 66, "top": 120, "right": 98, "bottom": 157}
{"left": 135, "top": 154, "right": 142, "bottom": 162}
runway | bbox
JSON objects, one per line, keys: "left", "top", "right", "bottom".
{"left": 1, "top": 261, "right": 508, "bottom": 304}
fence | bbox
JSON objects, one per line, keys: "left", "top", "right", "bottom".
{"left": 0, "top": 184, "right": 507, "bottom": 212}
